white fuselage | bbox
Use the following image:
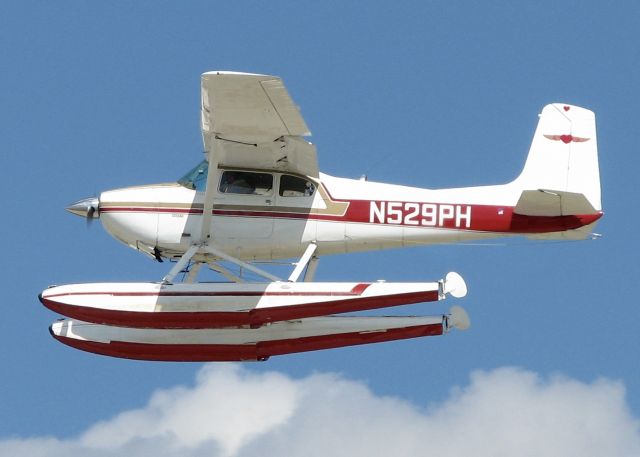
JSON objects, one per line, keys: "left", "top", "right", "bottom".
{"left": 98, "top": 167, "right": 600, "bottom": 263}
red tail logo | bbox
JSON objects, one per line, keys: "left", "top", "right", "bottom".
{"left": 543, "top": 134, "right": 590, "bottom": 144}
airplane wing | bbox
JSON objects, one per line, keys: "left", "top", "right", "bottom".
{"left": 200, "top": 71, "right": 318, "bottom": 178}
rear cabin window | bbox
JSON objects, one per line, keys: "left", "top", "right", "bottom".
{"left": 218, "top": 171, "right": 273, "bottom": 195}
{"left": 279, "top": 175, "right": 316, "bottom": 197}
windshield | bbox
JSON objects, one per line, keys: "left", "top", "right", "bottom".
{"left": 178, "top": 160, "right": 209, "bottom": 191}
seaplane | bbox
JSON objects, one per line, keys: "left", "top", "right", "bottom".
{"left": 40, "top": 71, "right": 603, "bottom": 362}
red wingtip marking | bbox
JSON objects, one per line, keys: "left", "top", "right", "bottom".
{"left": 563, "top": 105, "right": 571, "bottom": 111}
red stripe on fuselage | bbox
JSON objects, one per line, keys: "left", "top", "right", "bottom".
{"left": 100, "top": 207, "right": 201, "bottom": 214}
{"left": 99, "top": 203, "right": 603, "bottom": 234}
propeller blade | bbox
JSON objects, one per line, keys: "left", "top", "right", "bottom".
{"left": 86, "top": 205, "right": 96, "bottom": 228}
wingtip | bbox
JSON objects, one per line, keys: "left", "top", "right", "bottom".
{"left": 202, "top": 70, "right": 274, "bottom": 79}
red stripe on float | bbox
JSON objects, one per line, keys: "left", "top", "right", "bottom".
{"left": 44, "top": 287, "right": 374, "bottom": 299}
{"left": 50, "top": 322, "right": 444, "bottom": 362}
{"left": 40, "top": 289, "right": 440, "bottom": 328}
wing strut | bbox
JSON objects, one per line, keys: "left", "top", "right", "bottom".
{"left": 199, "top": 146, "right": 219, "bottom": 243}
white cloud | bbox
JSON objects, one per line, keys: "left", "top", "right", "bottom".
{"left": 1, "top": 365, "right": 638, "bottom": 457}
{"left": 80, "top": 366, "right": 298, "bottom": 456}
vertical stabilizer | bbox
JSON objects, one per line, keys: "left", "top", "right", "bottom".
{"left": 514, "top": 104, "right": 601, "bottom": 213}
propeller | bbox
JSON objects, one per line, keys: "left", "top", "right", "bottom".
{"left": 86, "top": 203, "right": 97, "bottom": 228}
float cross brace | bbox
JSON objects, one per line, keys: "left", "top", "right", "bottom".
{"left": 162, "top": 242, "right": 320, "bottom": 284}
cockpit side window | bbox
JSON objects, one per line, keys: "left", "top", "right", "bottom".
{"left": 178, "top": 160, "right": 209, "bottom": 191}
{"left": 219, "top": 171, "right": 273, "bottom": 195}
{"left": 279, "top": 175, "right": 316, "bottom": 197}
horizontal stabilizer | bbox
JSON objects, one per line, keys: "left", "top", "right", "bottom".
{"left": 514, "top": 189, "right": 596, "bottom": 216}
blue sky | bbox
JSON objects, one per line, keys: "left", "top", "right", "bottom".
{"left": 1, "top": 1, "right": 639, "bottom": 454}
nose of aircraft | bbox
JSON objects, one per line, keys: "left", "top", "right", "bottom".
{"left": 66, "top": 196, "right": 100, "bottom": 219}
